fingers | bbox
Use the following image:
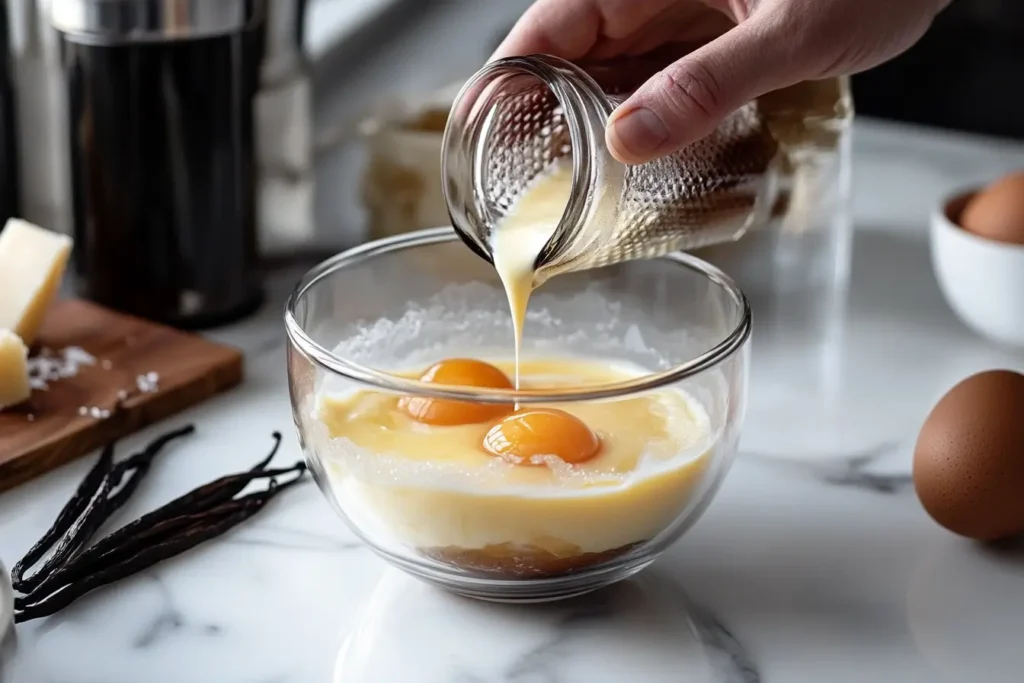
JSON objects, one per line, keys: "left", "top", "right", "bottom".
{"left": 490, "top": 0, "right": 676, "bottom": 62}
{"left": 490, "top": 0, "right": 604, "bottom": 62}
{"left": 584, "top": 2, "right": 697, "bottom": 61}
{"left": 606, "top": 16, "right": 796, "bottom": 164}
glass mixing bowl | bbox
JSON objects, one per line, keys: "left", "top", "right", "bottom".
{"left": 285, "top": 227, "right": 750, "bottom": 602}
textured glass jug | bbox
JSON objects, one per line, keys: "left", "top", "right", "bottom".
{"left": 440, "top": 54, "right": 781, "bottom": 287}
{"left": 441, "top": 54, "right": 854, "bottom": 461}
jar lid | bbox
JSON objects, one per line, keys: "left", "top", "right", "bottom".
{"left": 50, "top": 0, "right": 252, "bottom": 44}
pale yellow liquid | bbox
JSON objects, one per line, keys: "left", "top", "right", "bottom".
{"left": 319, "top": 359, "right": 712, "bottom": 557}
{"left": 321, "top": 358, "right": 706, "bottom": 488}
{"left": 490, "top": 160, "right": 574, "bottom": 390}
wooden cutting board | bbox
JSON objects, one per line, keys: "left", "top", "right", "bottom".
{"left": 0, "top": 299, "right": 243, "bottom": 493}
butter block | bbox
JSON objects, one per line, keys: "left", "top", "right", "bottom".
{"left": 0, "top": 329, "right": 30, "bottom": 409}
{"left": 0, "top": 218, "right": 73, "bottom": 345}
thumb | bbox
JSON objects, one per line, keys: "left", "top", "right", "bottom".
{"left": 606, "top": 18, "right": 791, "bottom": 164}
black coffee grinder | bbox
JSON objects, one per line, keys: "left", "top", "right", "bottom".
{"left": 51, "top": 0, "right": 266, "bottom": 329}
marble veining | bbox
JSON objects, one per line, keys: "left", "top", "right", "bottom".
{"left": 2, "top": 120, "right": 1024, "bottom": 682}
{"left": 128, "top": 573, "right": 223, "bottom": 650}
{"left": 223, "top": 520, "right": 365, "bottom": 554}
{"left": 687, "top": 601, "right": 760, "bottom": 683}
{"left": 745, "top": 441, "right": 915, "bottom": 495}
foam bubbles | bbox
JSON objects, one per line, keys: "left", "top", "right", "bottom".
{"left": 329, "top": 280, "right": 713, "bottom": 373}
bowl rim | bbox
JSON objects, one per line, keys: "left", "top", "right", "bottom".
{"left": 933, "top": 186, "right": 1024, "bottom": 254}
{"left": 284, "top": 227, "right": 751, "bottom": 404}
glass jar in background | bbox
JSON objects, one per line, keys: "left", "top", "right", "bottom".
{"left": 358, "top": 83, "right": 460, "bottom": 242}
{"left": 252, "top": 0, "right": 317, "bottom": 259}
{"left": 694, "top": 78, "right": 854, "bottom": 461}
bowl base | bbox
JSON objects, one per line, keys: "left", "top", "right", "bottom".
{"left": 375, "top": 547, "right": 658, "bottom": 603}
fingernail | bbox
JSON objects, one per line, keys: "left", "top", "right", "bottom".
{"left": 608, "top": 108, "right": 669, "bottom": 162}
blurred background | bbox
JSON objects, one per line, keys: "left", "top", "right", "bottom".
{"left": 1, "top": 0, "right": 1021, "bottom": 326}
{"left": 5, "top": 0, "right": 1022, "bottom": 259}
{"left": 852, "top": 0, "right": 1024, "bottom": 140}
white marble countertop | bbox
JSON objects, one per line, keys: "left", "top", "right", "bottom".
{"left": 2, "top": 119, "right": 1024, "bottom": 682}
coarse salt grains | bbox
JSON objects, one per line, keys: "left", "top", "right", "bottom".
{"left": 136, "top": 371, "right": 160, "bottom": 393}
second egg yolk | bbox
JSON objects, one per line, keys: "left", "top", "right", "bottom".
{"left": 398, "top": 358, "right": 514, "bottom": 426}
{"left": 483, "top": 408, "right": 601, "bottom": 466}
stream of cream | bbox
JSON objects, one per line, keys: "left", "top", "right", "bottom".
{"left": 490, "top": 161, "right": 574, "bottom": 393}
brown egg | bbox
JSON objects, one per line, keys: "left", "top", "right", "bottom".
{"left": 959, "top": 170, "right": 1024, "bottom": 244}
{"left": 914, "top": 370, "right": 1024, "bottom": 541}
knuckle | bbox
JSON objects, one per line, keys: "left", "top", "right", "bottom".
{"left": 764, "top": 4, "right": 847, "bottom": 78}
{"left": 656, "top": 60, "right": 724, "bottom": 122}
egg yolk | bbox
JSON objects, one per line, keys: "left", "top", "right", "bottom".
{"left": 483, "top": 408, "right": 601, "bottom": 466}
{"left": 398, "top": 358, "right": 514, "bottom": 426}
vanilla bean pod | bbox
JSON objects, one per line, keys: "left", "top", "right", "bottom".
{"left": 16, "top": 500, "right": 256, "bottom": 612}
{"left": 25, "top": 462, "right": 302, "bottom": 600}
{"left": 11, "top": 444, "right": 114, "bottom": 592}
{"left": 45, "top": 431, "right": 284, "bottom": 574}
{"left": 126, "top": 431, "right": 285, "bottom": 518}
{"left": 11, "top": 425, "right": 196, "bottom": 594}
{"left": 15, "top": 467, "right": 305, "bottom": 623}
{"left": 103, "top": 425, "right": 198, "bottom": 510}
{"left": 32, "top": 466, "right": 305, "bottom": 596}
{"left": 75, "top": 464, "right": 302, "bottom": 570}
{"left": 23, "top": 441, "right": 293, "bottom": 601}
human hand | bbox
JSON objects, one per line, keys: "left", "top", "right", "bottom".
{"left": 493, "top": 0, "right": 951, "bottom": 164}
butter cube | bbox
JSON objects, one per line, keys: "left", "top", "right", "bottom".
{"left": 0, "top": 329, "right": 30, "bottom": 409}
{"left": 0, "top": 218, "right": 73, "bottom": 346}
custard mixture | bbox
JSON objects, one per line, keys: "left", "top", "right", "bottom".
{"left": 319, "top": 358, "right": 713, "bottom": 576}
{"left": 317, "top": 159, "right": 717, "bottom": 577}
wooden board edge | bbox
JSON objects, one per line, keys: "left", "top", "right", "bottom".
{"left": 0, "top": 352, "right": 244, "bottom": 495}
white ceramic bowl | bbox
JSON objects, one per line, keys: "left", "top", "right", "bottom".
{"left": 931, "top": 187, "right": 1024, "bottom": 347}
